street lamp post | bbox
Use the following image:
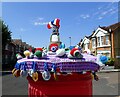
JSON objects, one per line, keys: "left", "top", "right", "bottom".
{"left": 69, "top": 37, "right": 71, "bottom": 46}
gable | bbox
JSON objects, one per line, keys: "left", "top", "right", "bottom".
{"left": 92, "top": 27, "right": 109, "bottom": 37}
{"left": 80, "top": 37, "right": 90, "bottom": 46}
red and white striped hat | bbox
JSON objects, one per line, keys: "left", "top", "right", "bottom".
{"left": 47, "top": 18, "right": 60, "bottom": 29}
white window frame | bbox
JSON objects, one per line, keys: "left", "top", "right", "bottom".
{"left": 97, "top": 37, "right": 100, "bottom": 46}
{"left": 105, "top": 35, "right": 109, "bottom": 45}
{"left": 92, "top": 38, "right": 96, "bottom": 48}
{"left": 101, "top": 36, "right": 104, "bottom": 45}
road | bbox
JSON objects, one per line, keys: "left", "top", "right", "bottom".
{"left": 1, "top": 72, "right": 120, "bottom": 96}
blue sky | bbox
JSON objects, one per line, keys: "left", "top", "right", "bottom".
{"left": 2, "top": 2, "right": 118, "bottom": 48}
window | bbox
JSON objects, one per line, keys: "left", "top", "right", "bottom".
{"left": 105, "top": 35, "right": 109, "bottom": 45}
{"left": 97, "top": 37, "right": 100, "bottom": 46}
{"left": 92, "top": 38, "right": 96, "bottom": 48}
{"left": 101, "top": 36, "right": 104, "bottom": 45}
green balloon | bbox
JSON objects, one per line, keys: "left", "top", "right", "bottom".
{"left": 34, "top": 50, "right": 42, "bottom": 58}
{"left": 16, "top": 54, "right": 19, "bottom": 57}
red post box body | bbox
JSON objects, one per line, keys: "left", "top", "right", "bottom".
{"left": 27, "top": 72, "right": 92, "bottom": 97}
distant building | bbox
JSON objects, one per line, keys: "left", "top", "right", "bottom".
{"left": 2, "top": 42, "right": 16, "bottom": 68}
{"left": 12, "top": 39, "right": 34, "bottom": 53}
{"left": 80, "top": 36, "right": 91, "bottom": 53}
{"left": 2, "top": 39, "right": 34, "bottom": 69}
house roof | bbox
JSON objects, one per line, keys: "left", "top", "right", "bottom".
{"left": 90, "top": 22, "right": 120, "bottom": 38}
{"left": 12, "top": 39, "right": 34, "bottom": 48}
{"left": 99, "top": 22, "right": 120, "bottom": 32}
{"left": 12, "top": 39, "right": 22, "bottom": 45}
{"left": 78, "top": 22, "right": 120, "bottom": 45}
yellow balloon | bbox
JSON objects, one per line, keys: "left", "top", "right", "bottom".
{"left": 24, "top": 50, "right": 30, "bottom": 57}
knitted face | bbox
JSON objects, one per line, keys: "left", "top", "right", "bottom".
{"left": 49, "top": 43, "right": 58, "bottom": 52}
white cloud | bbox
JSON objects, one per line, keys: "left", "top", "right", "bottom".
{"left": 76, "top": 2, "right": 117, "bottom": 21}
{"left": 95, "top": 3, "right": 118, "bottom": 20}
{"left": 101, "top": 11, "right": 108, "bottom": 15}
{"left": 98, "top": 16, "right": 103, "bottom": 20}
{"left": 20, "top": 28, "right": 26, "bottom": 32}
{"left": 80, "top": 14, "right": 90, "bottom": 19}
{"left": 33, "top": 17, "right": 48, "bottom": 26}
{"left": 34, "top": 22, "right": 48, "bottom": 26}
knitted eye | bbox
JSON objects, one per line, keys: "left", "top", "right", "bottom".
{"left": 51, "top": 46, "right": 57, "bottom": 52}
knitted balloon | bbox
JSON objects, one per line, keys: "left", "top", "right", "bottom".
{"left": 59, "top": 43, "right": 65, "bottom": 49}
{"left": 34, "top": 50, "right": 42, "bottom": 58}
{"left": 24, "top": 50, "right": 31, "bottom": 58}
{"left": 100, "top": 55, "right": 108, "bottom": 64}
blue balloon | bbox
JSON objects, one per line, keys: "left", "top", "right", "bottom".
{"left": 100, "top": 55, "right": 108, "bottom": 64}
{"left": 59, "top": 43, "right": 65, "bottom": 49}
{"left": 69, "top": 46, "right": 75, "bottom": 50}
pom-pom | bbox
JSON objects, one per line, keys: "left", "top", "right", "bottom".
{"left": 16, "top": 53, "right": 22, "bottom": 60}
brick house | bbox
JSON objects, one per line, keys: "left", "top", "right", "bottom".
{"left": 2, "top": 42, "right": 16, "bottom": 69}
{"left": 2, "top": 39, "right": 34, "bottom": 70}
{"left": 12, "top": 39, "right": 33, "bottom": 53}
{"left": 79, "top": 22, "right": 120, "bottom": 58}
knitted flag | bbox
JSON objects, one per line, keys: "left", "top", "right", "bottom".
{"left": 53, "top": 18, "right": 60, "bottom": 28}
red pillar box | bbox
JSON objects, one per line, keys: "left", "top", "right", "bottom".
{"left": 27, "top": 72, "right": 92, "bottom": 97}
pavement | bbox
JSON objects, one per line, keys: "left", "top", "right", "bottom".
{"left": 98, "top": 66, "right": 120, "bottom": 73}
{"left": 0, "top": 66, "right": 120, "bottom": 96}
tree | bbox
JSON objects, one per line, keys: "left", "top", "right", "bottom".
{"left": 0, "top": 19, "right": 12, "bottom": 49}
{"left": 1, "top": 19, "right": 12, "bottom": 70}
